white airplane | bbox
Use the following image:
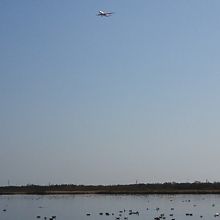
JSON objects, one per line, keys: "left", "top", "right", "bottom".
{"left": 97, "top": 10, "right": 114, "bottom": 17}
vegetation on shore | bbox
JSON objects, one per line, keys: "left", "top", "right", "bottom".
{"left": 1, "top": 182, "right": 220, "bottom": 195}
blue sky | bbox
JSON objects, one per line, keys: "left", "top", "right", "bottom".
{"left": 1, "top": 0, "right": 220, "bottom": 185}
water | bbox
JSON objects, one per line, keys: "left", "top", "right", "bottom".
{"left": 0, "top": 194, "right": 220, "bottom": 220}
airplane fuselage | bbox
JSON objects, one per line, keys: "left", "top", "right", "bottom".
{"left": 97, "top": 11, "right": 113, "bottom": 17}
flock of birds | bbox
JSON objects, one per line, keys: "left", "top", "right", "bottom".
{"left": 84, "top": 200, "right": 220, "bottom": 220}
{"left": 36, "top": 215, "right": 56, "bottom": 220}
{"left": 86, "top": 209, "right": 139, "bottom": 219}
{"left": 1, "top": 208, "right": 57, "bottom": 220}
{"left": 1, "top": 197, "right": 220, "bottom": 220}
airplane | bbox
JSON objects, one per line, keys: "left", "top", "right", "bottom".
{"left": 97, "top": 10, "right": 114, "bottom": 17}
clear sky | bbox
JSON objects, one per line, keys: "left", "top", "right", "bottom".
{"left": 1, "top": 0, "right": 220, "bottom": 186}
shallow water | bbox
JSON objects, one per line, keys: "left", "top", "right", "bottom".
{"left": 0, "top": 194, "right": 220, "bottom": 220}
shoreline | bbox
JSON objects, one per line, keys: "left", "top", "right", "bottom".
{"left": 2, "top": 190, "right": 220, "bottom": 195}
{"left": 2, "top": 183, "right": 220, "bottom": 195}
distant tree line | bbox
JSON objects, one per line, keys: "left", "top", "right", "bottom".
{"left": 1, "top": 182, "right": 220, "bottom": 194}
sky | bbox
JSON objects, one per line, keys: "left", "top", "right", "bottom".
{"left": 1, "top": 0, "right": 220, "bottom": 186}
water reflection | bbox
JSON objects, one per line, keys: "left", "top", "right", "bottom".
{"left": 0, "top": 194, "right": 220, "bottom": 220}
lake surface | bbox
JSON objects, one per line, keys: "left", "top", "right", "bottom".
{"left": 0, "top": 194, "right": 220, "bottom": 220}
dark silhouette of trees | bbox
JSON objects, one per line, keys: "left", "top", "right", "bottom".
{"left": 1, "top": 182, "right": 220, "bottom": 194}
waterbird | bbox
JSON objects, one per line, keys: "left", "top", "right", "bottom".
{"left": 129, "top": 211, "right": 139, "bottom": 216}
